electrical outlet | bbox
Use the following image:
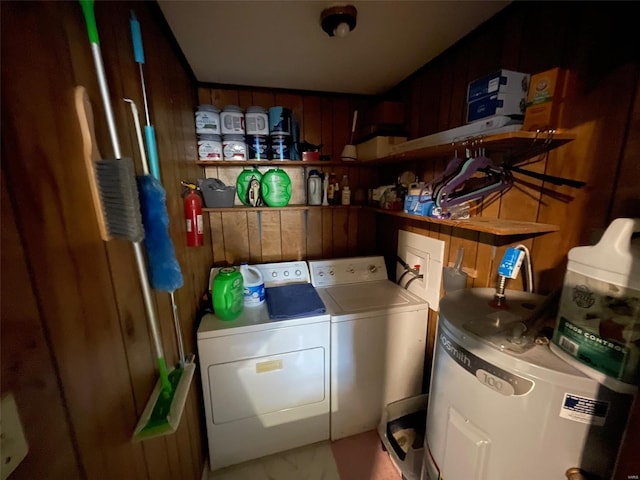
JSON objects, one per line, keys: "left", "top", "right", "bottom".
{"left": 397, "top": 230, "right": 445, "bottom": 310}
{"left": 1, "top": 393, "right": 29, "bottom": 480}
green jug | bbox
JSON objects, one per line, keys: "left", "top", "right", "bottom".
{"left": 261, "top": 168, "right": 292, "bottom": 207}
{"left": 212, "top": 267, "right": 244, "bottom": 320}
{"left": 236, "top": 167, "right": 263, "bottom": 206}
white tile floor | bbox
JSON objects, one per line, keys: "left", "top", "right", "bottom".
{"left": 207, "top": 441, "right": 340, "bottom": 480}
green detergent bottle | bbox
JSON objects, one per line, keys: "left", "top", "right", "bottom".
{"left": 236, "top": 167, "right": 262, "bottom": 205}
{"left": 261, "top": 168, "right": 292, "bottom": 207}
{"left": 212, "top": 267, "right": 244, "bottom": 320}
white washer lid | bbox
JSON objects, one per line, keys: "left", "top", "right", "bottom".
{"left": 317, "top": 280, "right": 428, "bottom": 318}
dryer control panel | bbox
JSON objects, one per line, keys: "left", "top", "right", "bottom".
{"left": 309, "top": 256, "right": 388, "bottom": 287}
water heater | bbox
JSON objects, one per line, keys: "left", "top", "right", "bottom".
{"left": 423, "top": 288, "right": 634, "bottom": 480}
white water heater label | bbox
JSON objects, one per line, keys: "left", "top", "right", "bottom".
{"left": 559, "top": 393, "right": 608, "bottom": 426}
{"left": 439, "top": 328, "right": 533, "bottom": 396}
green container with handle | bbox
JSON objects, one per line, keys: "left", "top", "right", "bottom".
{"left": 261, "top": 168, "right": 292, "bottom": 207}
{"left": 212, "top": 267, "right": 244, "bottom": 321}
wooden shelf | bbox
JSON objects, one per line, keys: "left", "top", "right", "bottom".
{"left": 196, "top": 160, "right": 362, "bottom": 167}
{"left": 203, "top": 204, "right": 362, "bottom": 212}
{"left": 367, "top": 130, "right": 576, "bottom": 164}
{"left": 369, "top": 208, "right": 559, "bottom": 236}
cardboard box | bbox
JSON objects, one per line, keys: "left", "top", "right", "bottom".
{"left": 404, "top": 194, "right": 434, "bottom": 216}
{"left": 356, "top": 136, "right": 408, "bottom": 161}
{"left": 466, "top": 92, "right": 526, "bottom": 123}
{"left": 467, "top": 69, "right": 530, "bottom": 102}
{"left": 523, "top": 67, "right": 573, "bottom": 131}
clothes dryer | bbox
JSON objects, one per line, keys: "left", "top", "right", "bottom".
{"left": 198, "top": 261, "right": 330, "bottom": 471}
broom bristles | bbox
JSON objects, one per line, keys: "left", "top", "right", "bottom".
{"left": 95, "top": 158, "right": 144, "bottom": 242}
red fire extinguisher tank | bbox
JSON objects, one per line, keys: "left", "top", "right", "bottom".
{"left": 183, "top": 183, "right": 203, "bottom": 247}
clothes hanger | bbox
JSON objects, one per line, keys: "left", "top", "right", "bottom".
{"left": 435, "top": 158, "right": 513, "bottom": 208}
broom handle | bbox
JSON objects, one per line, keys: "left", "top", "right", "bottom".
{"left": 124, "top": 99, "right": 149, "bottom": 175}
{"left": 130, "top": 11, "right": 161, "bottom": 182}
{"left": 127, "top": 98, "right": 186, "bottom": 368}
{"left": 134, "top": 242, "right": 171, "bottom": 392}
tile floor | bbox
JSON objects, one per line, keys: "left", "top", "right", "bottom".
{"left": 207, "top": 430, "right": 402, "bottom": 480}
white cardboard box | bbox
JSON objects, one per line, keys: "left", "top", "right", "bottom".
{"left": 466, "top": 92, "right": 526, "bottom": 123}
{"left": 467, "top": 69, "right": 530, "bottom": 102}
{"left": 356, "top": 136, "right": 408, "bottom": 161}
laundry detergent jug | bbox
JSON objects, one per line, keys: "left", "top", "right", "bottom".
{"left": 236, "top": 167, "right": 263, "bottom": 206}
{"left": 307, "top": 169, "right": 322, "bottom": 205}
{"left": 261, "top": 168, "right": 291, "bottom": 207}
{"left": 240, "top": 263, "right": 265, "bottom": 307}
{"left": 212, "top": 267, "right": 244, "bottom": 320}
{"left": 551, "top": 218, "right": 640, "bottom": 393}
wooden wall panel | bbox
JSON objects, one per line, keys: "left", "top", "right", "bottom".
{"left": 196, "top": 84, "right": 375, "bottom": 265}
{"left": 1, "top": 176, "right": 82, "bottom": 480}
{"left": 383, "top": 3, "right": 639, "bottom": 478}
{"left": 1, "top": 2, "right": 207, "bottom": 479}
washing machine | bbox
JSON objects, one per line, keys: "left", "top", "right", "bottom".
{"left": 197, "top": 261, "right": 330, "bottom": 471}
{"left": 423, "top": 288, "right": 634, "bottom": 480}
{"left": 309, "top": 256, "right": 430, "bottom": 440}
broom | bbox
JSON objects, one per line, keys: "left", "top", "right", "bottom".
{"left": 78, "top": 0, "right": 191, "bottom": 441}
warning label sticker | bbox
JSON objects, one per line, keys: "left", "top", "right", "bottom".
{"left": 559, "top": 393, "right": 609, "bottom": 426}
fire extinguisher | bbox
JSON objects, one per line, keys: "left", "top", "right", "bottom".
{"left": 182, "top": 182, "right": 203, "bottom": 247}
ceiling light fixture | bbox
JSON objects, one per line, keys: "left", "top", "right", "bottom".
{"left": 321, "top": 5, "right": 357, "bottom": 38}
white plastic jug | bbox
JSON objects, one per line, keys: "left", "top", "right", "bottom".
{"left": 307, "top": 170, "right": 322, "bottom": 205}
{"left": 240, "top": 263, "right": 265, "bottom": 307}
{"left": 551, "top": 218, "right": 640, "bottom": 393}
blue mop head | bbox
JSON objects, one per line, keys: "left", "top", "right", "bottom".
{"left": 138, "top": 175, "right": 183, "bottom": 292}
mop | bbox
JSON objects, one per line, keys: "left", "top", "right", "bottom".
{"left": 78, "top": 0, "right": 191, "bottom": 441}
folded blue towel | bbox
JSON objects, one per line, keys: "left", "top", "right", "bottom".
{"left": 266, "top": 283, "right": 326, "bottom": 320}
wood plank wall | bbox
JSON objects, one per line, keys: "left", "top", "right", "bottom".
{"left": 1, "top": 2, "right": 208, "bottom": 479}
{"left": 196, "top": 85, "right": 379, "bottom": 264}
{"left": 380, "top": 3, "right": 640, "bottom": 478}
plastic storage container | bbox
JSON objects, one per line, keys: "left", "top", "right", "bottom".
{"left": 223, "top": 134, "right": 247, "bottom": 161}
{"left": 198, "top": 178, "right": 235, "bottom": 208}
{"left": 197, "top": 134, "right": 222, "bottom": 161}
{"left": 551, "top": 218, "right": 640, "bottom": 394}
{"left": 245, "top": 106, "right": 269, "bottom": 135}
{"left": 240, "top": 263, "right": 265, "bottom": 307}
{"left": 212, "top": 267, "right": 244, "bottom": 320}
{"left": 195, "top": 104, "right": 220, "bottom": 135}
{"left": 378, "top": 394, "right": 428, "bottom": 480}
{"left": 220, "top": 105, "right": 245, "bottom": 135}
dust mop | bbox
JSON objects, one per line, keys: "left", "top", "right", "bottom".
{"left": 128, "top": 10, "right": 192, "bottom": 370}
{"left": 78, "top": 0, "right": 191, "bottom": 441}
{"left": 125, "top": 97, "right": 195, "bottom": 440}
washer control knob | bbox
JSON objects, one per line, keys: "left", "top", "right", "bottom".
{"left": 295, "top": 269, "right": 301, "bottom": 276}
{"left": 369, "top": 265, "right": 377, "bottom": 273}
{"left": 319, "top": 271, "right": 324, "bottom": 277}
{"left": 284, "top": 271, "right": 290, "bottom": 277}
{"left": 271, "top": 271, "right": 278, "bottom": 278}
{"left": 348, "top": 268, "right": 355, "bottom": 274}
{"left": 329, "top": 270, "right": 335, "bottom": 276}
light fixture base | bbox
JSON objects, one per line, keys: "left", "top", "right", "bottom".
{"left": 320, "top": 5, "right": 357, "bottom": 37}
